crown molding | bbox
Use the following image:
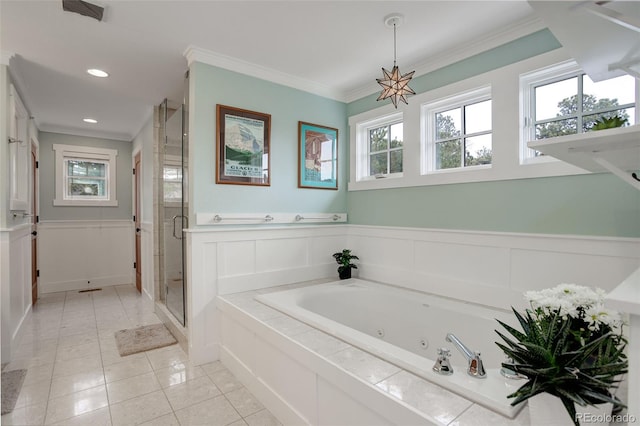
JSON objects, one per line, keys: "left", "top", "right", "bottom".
{"left": 184, "top": 45, "right": 346, "bottom": 102}
{"left": 344, "top": 16, "right": 547, "bottom": 103}
{"left": 183, "top": 16, "right": 545, "bottom": 105}
{"left": 38, "top": 123, "right": 133, "bottom": 142}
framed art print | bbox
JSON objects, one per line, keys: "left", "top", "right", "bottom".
{"left": 298, "top": 121, "right": 338, "bottom": 190}
{"left": 216, "top": 104, "right": 271, "bottom": 186}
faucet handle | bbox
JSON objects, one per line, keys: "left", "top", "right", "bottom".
{"left": 433, "top": 347, "right": 453, "bottom": 375}
{"left": 469, "top": 351, "right": 486, "bottom": 378}
{"left": 437, "top": 347, "right": 451, "bottom": 358}
{"left": 500, "top": 355, "right": 526, "bottom": 379}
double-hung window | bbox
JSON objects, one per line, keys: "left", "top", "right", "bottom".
{"left": 422, "top": 86, "right": 492, "bottom": 173}
{"left": 53, "top": 144, "right": 118, "bottom": 206}
{"left": 354, "top": 112, "right": 403, "bottom": 180}
{"left": 521, "top": 60, "right": 637, "bottom": 162}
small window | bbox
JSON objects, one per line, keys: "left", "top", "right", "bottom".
{"left": 369, "top": 122, "right": 403, "bottom": 176}
{"left": 354, "top": 112, "right": 403, "bottom": 180}
{"left": 163, "top": 155, "right": 186, "bottom": 205}
{"left": 422, "top": 86, "right": 492, "bottom": 173}
{"left": 53, "top": 144, "right": 118, "bottom": 206}
{"left": 163, "top": 166, "right": 182, "bottom": 203}
{"left": 521, "top": 61, "right": 637, "bottom": 162}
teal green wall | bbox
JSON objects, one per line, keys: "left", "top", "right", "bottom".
{"left": 348, "top": 174, "right": 640, "bottom": 237}
{"left": 346, "top": 29, "right": 640, "bottom": 238}
{"left": 189, "top": 63, "right": 347, "bottom": 222}
{"left": 39, "top": 132, "right": 133, "bottom": 221}
{"left": 187, "top": 30, "right": 639, "bottom": 238}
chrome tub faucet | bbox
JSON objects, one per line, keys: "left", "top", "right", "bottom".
{"left": 445, "top": 333, "right": 486, "bottom": 378}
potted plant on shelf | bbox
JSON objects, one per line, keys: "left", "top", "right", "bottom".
{"left": 591, "top": 115, "right": 628, "bottom": 131}
{"left": 332, "top": 249, "right": 359, "bottom": 280}
{"left": 495, "top": 283, "right": 627, "bottom": 426}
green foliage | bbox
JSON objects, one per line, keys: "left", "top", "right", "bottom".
{"left": 496, "top": 308, "right": 627, "bottom": 426}
{"left": 332, "top": 249, "right": 359, "bottom": 273}
{"left": 591, "top": 115, "right": 629, "bottom": 131}
{"left": 536, "top": 94, "right": 630, "bottom": 139}
{"left": 369, "top": 126, "right": 402, "bottom": 175}
{"left": 436, "top": 115, "right": 492, "bottom": 169}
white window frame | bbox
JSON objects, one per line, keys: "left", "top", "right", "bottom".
{"left": 163, "top": 154, "right": 187, "bottom": 206}
{"left": 353, "top": 111, "right": 404, "bottom": 182}
{"left": 53, "top": 144, "right": 118, "bottom": 206}
{"left": 421, "top": 86, "right": 492, "bottom": 175}
{"left": 520, "top": 60, "right": 639, "bottom": 164}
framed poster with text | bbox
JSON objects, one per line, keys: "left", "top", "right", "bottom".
{"left": 216, "top": 104, "right": 271, "bottom": 186}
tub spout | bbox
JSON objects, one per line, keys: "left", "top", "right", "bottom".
{"left": 445, "top": 333, "right": 486, "bottom": 378}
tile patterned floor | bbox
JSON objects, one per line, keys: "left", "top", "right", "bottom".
{"left": 1, "top": 284, "right": 281, "bottom": 426}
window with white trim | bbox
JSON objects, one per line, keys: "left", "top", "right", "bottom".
{"left": 163, "top": 155, "right": 187, "bottom": 205}
{"left": 422, "top": 86, "right": 492, "bottom": 173}
{"left": 354, "top": 112, "right": 403, "bottom": 180}
{"left": 520, "top": 60, "right": 637, "bottom": 162}
{"left": 53, "top": 144, "right": 118, "bottom": 206}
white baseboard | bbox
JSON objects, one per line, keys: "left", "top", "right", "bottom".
{"left": 41, "top": 276, "right": 132, "bottom": 294}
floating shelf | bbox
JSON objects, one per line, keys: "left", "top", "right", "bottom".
{"left": 527, "top": 125, "right": 640, "bottom": 190}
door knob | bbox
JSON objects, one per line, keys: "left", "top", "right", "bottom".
{"left": 31, "top": 231, "right": 37, "bottom": 236}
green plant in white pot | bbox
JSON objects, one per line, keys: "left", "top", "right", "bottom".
{"left": 332, "top": 249, "right": 359, "bottom": 280}
{"left": 495, "top": 284, "right": 627, "bottom": 426}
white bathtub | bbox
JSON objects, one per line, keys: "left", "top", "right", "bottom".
{"left": 256, "top": 278, "right": 526, "bottom": 418}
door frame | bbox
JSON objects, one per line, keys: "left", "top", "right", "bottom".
{"left": 30, "top": 135, "right": 39, "bottom": 305}
{"left": 134, "top": 151, "right": 142, "bottom": 293}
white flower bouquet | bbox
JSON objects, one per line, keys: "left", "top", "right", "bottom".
{"left": 496, "top": 283, "right": 628, "bottom": 425}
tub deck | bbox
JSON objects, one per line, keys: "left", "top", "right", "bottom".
{"left": 217, "top": 279, "right": 531, "bottom": 426}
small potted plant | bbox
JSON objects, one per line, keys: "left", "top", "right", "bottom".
{"left": 332, "top": 249, "right": 359, "bottom": 280}
{"left": 590, "top": 115, "right": 628, "bottom": 131}
{"left": 495, "top": 283, "right": 627, "bottom": 426}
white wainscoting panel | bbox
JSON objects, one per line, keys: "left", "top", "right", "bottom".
{"left": 38, "top": 220, "right": 134, "bottom": 293}
{"left": 187, "top": 223, "right": 639, "bottom": 367}
{"left": 186, "top": 225, "right": 347, "bottom": 365}
{"left": 141, "top": 222, "right": 154, "bottom": 301}
{"left": 1, "top": 224, "right": 33, "bottom": 362}
{"left": 346, "top": 225, "right": 640, "bottom": 310}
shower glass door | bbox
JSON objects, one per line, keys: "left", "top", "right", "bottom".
{"left": 163, "top": 103, "right": 187, "bottom": 326}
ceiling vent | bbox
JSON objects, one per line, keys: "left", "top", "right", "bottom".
{"left": 62, "top": 0, "right": 104, "bottom": 22}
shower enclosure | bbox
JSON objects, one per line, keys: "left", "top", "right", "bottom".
{"left": 160, "top": 99, "right": 187, "bottom": 326}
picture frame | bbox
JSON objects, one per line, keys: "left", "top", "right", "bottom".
{"left": 216, "top": 104, "right": 271, "bottom": 186}
{"left": 298, "top": 121, "right": 338, "bottom": 190}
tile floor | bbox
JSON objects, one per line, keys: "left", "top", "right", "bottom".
{"left": 1, "top": 284, "right": 281, "bottom": 426}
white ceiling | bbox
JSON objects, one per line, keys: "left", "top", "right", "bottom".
{"left": 0, "top": 1, "right": 542, "bottom": 141}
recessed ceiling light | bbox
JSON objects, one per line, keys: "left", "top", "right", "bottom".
{"left": 87, "top": 68, "right": 109, "bottom": 78}
{"left": 83, "top": 118, "right": 98, "bottom": 124}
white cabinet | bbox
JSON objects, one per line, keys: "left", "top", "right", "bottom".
{"left": 8, "top": 85, "right": 29, "bottom": 212}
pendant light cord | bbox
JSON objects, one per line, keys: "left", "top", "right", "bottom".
{"left": 393, "top": 23, "right": 397, "bottom": 67}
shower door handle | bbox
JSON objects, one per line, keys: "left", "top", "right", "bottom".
{"left": 172, "top": 215, "right": 186, "bottom": 240}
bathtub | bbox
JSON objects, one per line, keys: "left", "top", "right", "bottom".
{"left": 256, "top": 278, "right": 526, "bottom": 418}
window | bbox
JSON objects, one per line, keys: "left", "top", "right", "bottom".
{"left": 354, "top": 112, "right": 403, "bottom": 180}
{"left": 163, "top": 155, "right": 186, "bottom": 205}
{"left": 521, "top": 61, "right": 637, "bottom": 162}
{"left": 53, "top": 144, "right": 118, "bottom": 206}
{"left": 422, "top": 86, "right": 492, "bottom": 173}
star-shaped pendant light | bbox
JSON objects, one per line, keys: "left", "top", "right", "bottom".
{"left": 376, "top": 14, "right": 415, "bottom": 108}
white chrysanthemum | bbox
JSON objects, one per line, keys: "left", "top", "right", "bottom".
{"left": 554, "top": 283, "right": 602, "bottom": 307}
{"left": 584, "top": 304, "right": 623, "bottom": 331}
